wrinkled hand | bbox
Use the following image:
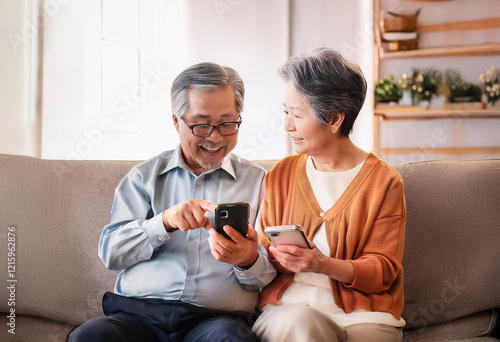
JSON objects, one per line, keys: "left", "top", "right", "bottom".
{"left": 269, "top": 241, "right": 327, "bottom": 274}
{"left": 162, "top": 199, "right": 216, "bottom": 232}
{"left": 208, "top": 224, "right": 259, "bottom": 269}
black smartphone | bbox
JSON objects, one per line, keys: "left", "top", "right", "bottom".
{"left": 264, "top": 225, "right": 312, "bottom": 249}
{"left": 214, "top": 202, "right": 249, "bottom": 240}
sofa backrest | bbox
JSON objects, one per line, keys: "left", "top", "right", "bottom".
{"left": 0, "top": 154, "right": 139, "bottom": 326}
{"left": 395, "top": 159, "right": 500, "bottom": 338}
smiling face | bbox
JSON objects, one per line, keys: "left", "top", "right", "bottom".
{"left": 173, "top": 85, "right": 240, "bottom": 175}
{"left": 283, "top": 83, "right": 336, "bottom": 157}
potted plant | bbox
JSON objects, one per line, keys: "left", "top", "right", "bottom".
{"left": 479, "top": 66, "right": 500, "bottom": 107}
{"left": 375, "top": 75, "right": 402, "bottom": 104}
{"left": 444, "top": 69, "right": 482, "bottom": 109}
{"left": 411, "top": 68, "right": 442, "bottom": 107}
{"left": 398, "top": 72, "right": 413, "bottom": 106}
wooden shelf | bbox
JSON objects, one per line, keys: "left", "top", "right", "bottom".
{"left": 374, "top": 106, "right": 500, "bottom": 156}
{"left": 374, "top": 107, "right": 500, "bottom": 121}
{"left": 380, "top": 43, "right": 500, "bottom": 59}
{"left": 372, "top": 0, "right": 500, "bottom": 158}
{"left": 380, "top": 146, "right": 500, "bottom": 155}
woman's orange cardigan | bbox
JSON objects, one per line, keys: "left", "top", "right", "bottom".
{"left": 258, "top": 153, "right": 406, "bottom": 319}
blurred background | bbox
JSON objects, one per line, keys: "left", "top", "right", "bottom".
{"left": 1, "top": 0, "right": 499, "bottom": 164}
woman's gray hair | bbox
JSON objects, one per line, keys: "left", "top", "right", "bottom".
{"left": 171, "top": 62, "right": 245, "bottom": 118}
{"left": 279, "top": 48, "right": 367, "bottom": 136}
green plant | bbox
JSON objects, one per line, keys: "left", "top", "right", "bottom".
{"left": 411, "top": 68, "right": 442, "bottom": 105}
{"left": 479, "top": 66, "right": 500, "bottom": 106}
{"left": 375, "top": 75, "right": 402, "bottom": 103}
{"left": 445, "top": 69, "right": 482, "bottom": 103}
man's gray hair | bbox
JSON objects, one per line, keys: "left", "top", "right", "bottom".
{"left": 171, "top": 62, "right": 245, "bottom": 118}
{"left": 279, "top": 48, "right": 367, "bottom": 136}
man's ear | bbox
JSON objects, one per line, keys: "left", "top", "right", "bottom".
{"left": 330, "top": 113, "right": 345, "bottom": 134}
{"left": 172, "top": 114, "right": 180, "bottom": 133}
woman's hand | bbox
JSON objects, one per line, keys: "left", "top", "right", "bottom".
{"left": 269, "top": 241, "right": 355, "bottom": 283}
{"left": 269, "top": 241, "right": 326, "bottom": 274}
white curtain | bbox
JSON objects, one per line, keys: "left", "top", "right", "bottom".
{"left": 0, "top": 0, "right": 42, "bottom": 157}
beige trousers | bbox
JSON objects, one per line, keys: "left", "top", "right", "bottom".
{"left": 252, "top": 304, "right": 403, "bottom": 342}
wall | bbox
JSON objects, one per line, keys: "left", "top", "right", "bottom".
{"left": 40, "top": 0, "right": 291, "bottom": 161}
{"left": 291, "top": 0, "right": 374, "bottom": 154}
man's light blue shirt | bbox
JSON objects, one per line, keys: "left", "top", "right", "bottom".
{"left": 99, "top": 146, "right": 276, "bottom": 312}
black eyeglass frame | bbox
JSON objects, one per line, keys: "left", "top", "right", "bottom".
{"left": 181, "top": 117, "right": 242, "bottom": 137}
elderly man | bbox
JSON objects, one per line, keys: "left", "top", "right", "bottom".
{"left": 67, "top": 62, "right": 276, "bottom": 342}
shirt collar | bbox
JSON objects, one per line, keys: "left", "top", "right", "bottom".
{"left": 159, "top": 145, "right": 236, "bottom": 179}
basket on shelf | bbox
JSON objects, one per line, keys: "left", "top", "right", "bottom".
{"left": 380, "top": 8, "right": 420, "bottom": 52}
{"left": 382, "top": 15, "right": 418, "bottom": 32}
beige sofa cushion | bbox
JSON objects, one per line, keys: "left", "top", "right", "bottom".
{"left": 396, "top": 159, "right": 500, "bottom": 337}
{"left": 0, "top": 155, "right": 138, "bottom": 326}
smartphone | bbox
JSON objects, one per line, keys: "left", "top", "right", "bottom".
{"left": 264, "top": 225, "right": 312, "bottom": 249}
{"left": 214, "top": 202, "right": 249, "bottom": 240}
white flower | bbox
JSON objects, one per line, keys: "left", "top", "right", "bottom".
{"left": 479, "top": 67, "right": 500, "bottom": 103}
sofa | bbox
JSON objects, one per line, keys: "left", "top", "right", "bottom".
{"left": 1, "top": 153, "right": 499, "bottom": 342}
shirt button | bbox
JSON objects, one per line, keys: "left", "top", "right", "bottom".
{"left": 158, "top": 236, "right": 165, "bottom": 242}
{"left": 187, "top": 277, "right": 192, "bottom": 282}
{"left": 319, "top": 212, "right": 325, "bottom": 217}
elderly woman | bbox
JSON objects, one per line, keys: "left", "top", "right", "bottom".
{"left": 253, "top": 48, "right": 406, "bottom": 342}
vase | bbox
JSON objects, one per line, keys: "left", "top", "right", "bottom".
{"left": 399, "top": 90, "right": 412, "bottom": 106}
{"left": 417, "top": 100, "right": 430, "bottom": 108}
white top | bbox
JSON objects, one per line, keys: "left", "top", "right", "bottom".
{"left": 274, "top": 156, "right": 405, "bottom": 328}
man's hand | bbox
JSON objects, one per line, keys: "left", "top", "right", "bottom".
{"left": 208, "top": 224, "right": 259, "bottom": 269}
{"left": 162, "top": 199, "right": 216, "bottom": 232}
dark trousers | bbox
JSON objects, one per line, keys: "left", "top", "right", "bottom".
{"left": 67, "top": 292, "right": 258, "bottom": 342}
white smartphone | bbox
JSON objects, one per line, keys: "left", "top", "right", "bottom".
{"left": 264, "top": 225, "right": 312, "bottom": 249}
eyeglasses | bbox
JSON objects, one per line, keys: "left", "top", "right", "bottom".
{"left": 181, "top": 117, "right": 242, "bottom": 137}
